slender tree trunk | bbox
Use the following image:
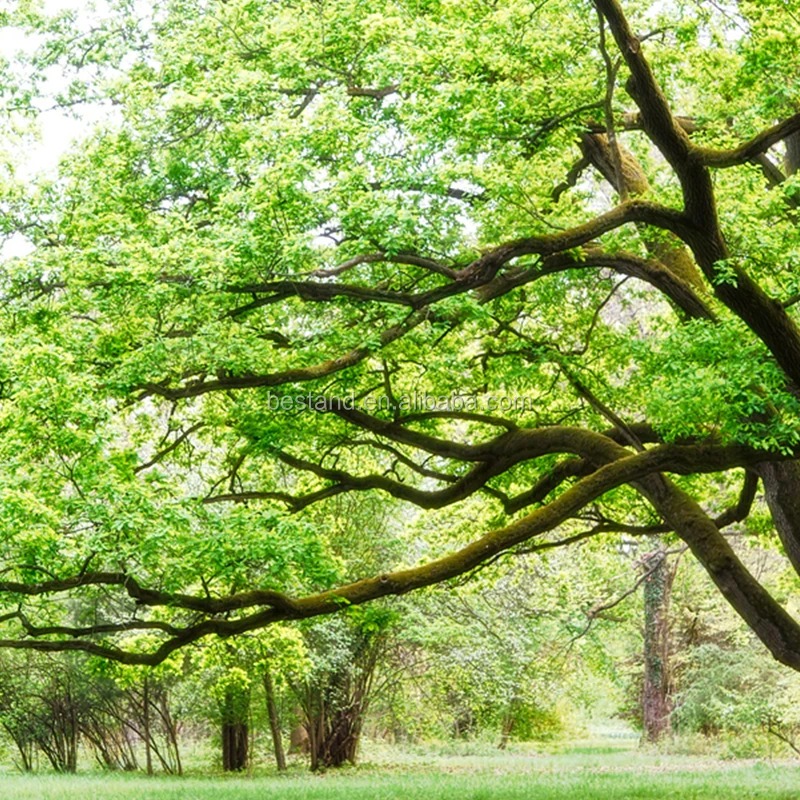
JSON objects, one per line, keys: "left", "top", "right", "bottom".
{"left": 642, "top": 548, "right": 674, "bottom": 743}
{"left": 158, "top": 694, "right": 182, "bottom": 776}
{"left": 143, "top": 674, "right": 153, "bottom": 776}
{"left": 69, "top": 697, "right": 77, "bottom": 774}
{"left": 9, "top": 732, "right": 33, "bottom": 772}
{"left": 220, "top": 682, "right": 249, "bottom": 772}
{"left": 307, "top": 688, "right": 321, "bottom": 772}
{"left": 498, "top": 709, "right": 515, "bottom": 750}
{"left": 263, "top": 663, "right": 287, "bottom": 771}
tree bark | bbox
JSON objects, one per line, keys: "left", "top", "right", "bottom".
{"left": 753, "top": 462, "right": 800, "bottom": 575}
{"left": 143, "top": 674, "right": 153, "bottom": 776}
{"left": 299, "top": 642, "right": 379, "bottom": 769}
{"left": 220, "top": 680, "right": 250, "bottom": 772}
{"left": 641, "top": 548, "right": 674, "bottom": 742}
{"left": 579, "top": 131, "right": 704, "bottom": 290}
{"left": 753, "top": 131, "right": 800, "bottom": 578}
{"left": 784, "top": 131, "right": 800, "bottom": 177}
{"left": 221, "top": 721, "right": 248, "bottom": 771}
{"left": 263, "top": 662, "right": 286, "bottom": 771}
{"left": 636, "top": 474, "right": 800, "bottom": 671}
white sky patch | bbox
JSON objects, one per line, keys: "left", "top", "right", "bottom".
{"left": 1, "top": 1, "right": 121, "bottom": 258}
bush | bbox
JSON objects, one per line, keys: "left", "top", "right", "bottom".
{"left": 672, "top": 643, "right": 780, "bottom": 736}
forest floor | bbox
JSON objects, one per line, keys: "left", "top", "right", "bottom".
{"left": 1, "top": 739, "right": 800, "bottom": 799}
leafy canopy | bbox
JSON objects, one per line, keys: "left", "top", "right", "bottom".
{"left": 0, "top": 0, "right": 799, "bottom": 667}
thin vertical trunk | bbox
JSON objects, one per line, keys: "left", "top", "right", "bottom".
{"left": 642, "top": 548, "right": 674, "bottom": 743}
{"left": 143, "top": 674, "right": 153, "bottom": 775}
{"left": 308, "top": 687, "right": 322, "bottom": 772}
{"left": 69, "top": 693, "right": 77, "bottom": 773}
{"left": 158, "top": 694, "right": 182, "bottom": 776}
{"left": 498, "top": 704, "right": 517, "bottom": 750}
{"left": 11, "top": 736, "right": 33, "bottom": 772}
{"left": 263, "top": 663, "right": 287, "bottom": 771}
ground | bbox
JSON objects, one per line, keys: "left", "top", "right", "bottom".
{"left": 2, "top": 739, "right": 800, "bottom": 800}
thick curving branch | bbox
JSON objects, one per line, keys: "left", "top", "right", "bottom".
{"left": 694, "top": 113, "right": 800, "bottom": 168}
{"left": 0, "top": 611, "right": 185, "bottom": 639}
{"left": 0, "top": 438, "right": 787, "bottom": 665}
{"left": 455, "top": 199, "right": 691, "bottom": 285}
{"left": 141, "top": 197, "right": 695, "bottom": 401}
{"left": 639, "top": 474, "right": 800, "bottom": 671}
{"left": 578, "top": 131, "right": 705, "bottom": 289}
{"left": 594, "top": 0, "right": 800, "bottom": 392}
{"left": 207, "top": 425, "right": 736, "bottom": 513}
{"left": 592, "top": 0, "right": 696, "bottom": 188}
{"left": 478, "top": 248, "right": 714, "bottom": 320}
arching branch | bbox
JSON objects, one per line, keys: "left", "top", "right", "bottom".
{"left": 0, "top": 438, "right": 787, "bottom": 664}
{"left": 694, "top": 113, "right": 800, "bottom": 168}
{"left": 594, "top": 0, "right": 800, "bottom": 392}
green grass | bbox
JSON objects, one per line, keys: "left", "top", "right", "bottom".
{"left": 2, "top": 746, "right": 800, "bottom": 799}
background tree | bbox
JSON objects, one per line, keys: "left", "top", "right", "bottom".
{"left": 288, "top": 608, "right": 393, "bottom": 769}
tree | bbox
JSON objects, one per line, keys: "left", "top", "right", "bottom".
{"left": 641, "top": 547, "right": 675, "bottom": 742}
{"left": 382, "top": 532, "right": 634, "bottom": 746}
{"left": 288, "top": 609, "right": 392, "bottom": 769}
{"left": 1, "top": 0, "right": 800, "bottom": 675}
{"left": 216, "top": 669, "right": 251, "bottom": 772}
{"left": 95, "top": 646, "right": 186, "bottom": 775}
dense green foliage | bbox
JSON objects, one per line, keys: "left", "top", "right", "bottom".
{"left": 1, "top": 2, "right": 800, "bottom": 770}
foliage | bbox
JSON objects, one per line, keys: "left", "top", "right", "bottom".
{"left": 672, "top": 643, "right": 783, "bottom": 735}
{"left": 383, "top": 547, "right": 630, "bottom": 744}
{"left": 0, "top": 0, "right": 798, "bottom": 729}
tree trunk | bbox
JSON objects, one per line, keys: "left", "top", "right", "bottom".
{"left": 10, "top": 734, "right": 34, "bottom": 772}
{"left": 308, "top": 704, "right": 361, "bottom": 768}
{"left": 218, "top": 676, "right": 250, "bottom": 772}
{"left": 498, "top": 702, "right": 517, "bottom": 750}
{"left": 642, "top": 548, "right": 674, "bottom": 743}
{"left": 784, "top": 130, "right": 800, "bottom": 177}
{"left": 300, "top": 658, "right": 376, "bottom": 770}
{"left": 221, "top": 722, "right": 248, "bottom": 771}
{"left": 157, "top": 693, "right": 182, "bottom": 776}
{"left": 755, "top": 462, "right": 800, "bottom": 574}
{"left": 263, "top": 663, "right": 286, "bottom": 771}
{"left": 143, "top": 674, "right": 153, "bottom": 776}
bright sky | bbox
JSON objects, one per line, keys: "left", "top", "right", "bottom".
{"left": 0, "top": 1, "right": 116, "bottom": 258}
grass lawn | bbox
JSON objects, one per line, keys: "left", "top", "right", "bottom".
{"left": 2, "top": 744, "right": 800, "bottom": 800}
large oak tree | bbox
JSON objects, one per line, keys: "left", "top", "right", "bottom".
{"left": 1, "top": 0, "right": 800, "bottom": 667}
